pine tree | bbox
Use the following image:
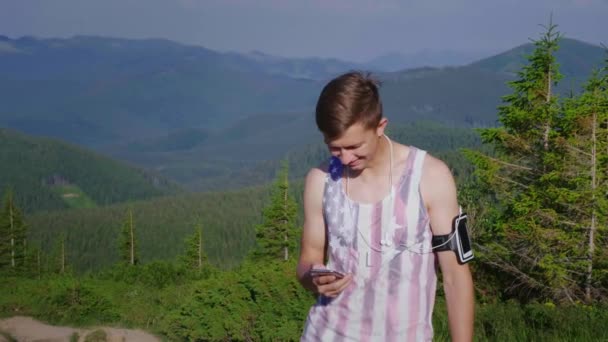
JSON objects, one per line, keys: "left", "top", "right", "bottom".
{"left": 50, "top": 233, "right": 68, "bottom": 274}
{"left": 0, "top": 192, "right": 9, "bottom": 271}
{"left": 182, "top": 222, "right": 208, "bottom": 271}
{"left": 558, "top": 59, "right": 608, "bottom": 302}
{"left": 0, "top": 189, "right": 27, "bottom": 273}
{"left": 463, "top": 21, "right": 577, "bottom": 302}
{"left": 35, "top": 247, "right": 42, "bottom": 279}
{"left": 253, "top": 161, "right": 299, "bottom": 261}
{"left": 119, "top": 208, "right": 138, "bottom": 265}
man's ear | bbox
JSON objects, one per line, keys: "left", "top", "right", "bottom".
{"left": 376, "top": 117, "right": 388, "bottom": 137}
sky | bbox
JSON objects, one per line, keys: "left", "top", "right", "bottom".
{"left": 1, "top": 0, "right": 606, "bottom": 63}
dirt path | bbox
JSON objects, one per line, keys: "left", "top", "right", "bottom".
{"left": 0, "top": 316, "right": 161, "bottom": 342}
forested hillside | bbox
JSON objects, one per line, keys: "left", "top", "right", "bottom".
{"left": 4, "top": 120, "right": 480, "bottom": 273}
{"left": 27, "top": 186, "right": 269, "bottom": 271}
{"left": 0, "top": 128, "right": 180, "bottom": 213}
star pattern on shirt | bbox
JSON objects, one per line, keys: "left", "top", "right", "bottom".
{"left": 337, "top": 223, "right": 354, "bottom": 245}
{"left": 330, "top": 234, "right": 351, "bottom": 263}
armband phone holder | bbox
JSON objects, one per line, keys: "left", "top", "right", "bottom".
{"left": 431, "top": 212, "right": 474, "bottom": 264}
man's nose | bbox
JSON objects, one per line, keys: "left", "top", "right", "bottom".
{"left": 339, "top": 150, "right": 356, "bottom": 165}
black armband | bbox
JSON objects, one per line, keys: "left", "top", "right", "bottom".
{"left": 431, "top": 212, "right": 474, "bottom": 264}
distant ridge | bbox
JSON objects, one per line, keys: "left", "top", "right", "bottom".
{"left": 470, "top": 38, "right": 606, "bottom": 80}
{"left": 366, "top": 49, "right": 484, "bottom": 71}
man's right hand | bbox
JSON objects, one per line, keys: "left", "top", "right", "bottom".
{"left": 309, "top": 265, "right": 353, "bottom": 298}
{"left": 298, "top": 168, "right": 354, "bottom": 296}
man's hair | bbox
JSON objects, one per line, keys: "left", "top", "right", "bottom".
{"left": 315, "top": 71, "right": 382, "bottom": 140}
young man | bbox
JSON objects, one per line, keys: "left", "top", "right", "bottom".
{"left": 296, "top": 72, "right": 474, "bottom": 341}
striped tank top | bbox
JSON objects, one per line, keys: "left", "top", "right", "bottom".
{"left": 301, "top": 146, "right": 437, "bottom": 341}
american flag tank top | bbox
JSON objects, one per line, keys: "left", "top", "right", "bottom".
{"left": 301, "top": 146, "right": 437, "bottom": 341}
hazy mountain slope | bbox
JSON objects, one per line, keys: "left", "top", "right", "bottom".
{"left": 470, "top": 38, "right": 605, "bottom": 88}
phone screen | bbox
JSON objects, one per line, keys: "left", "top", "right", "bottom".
{"left": 456, "top": 215, "right": 473, "bottom": 257}
{"left": 310, "top": 269, "right": 344, "bottom": 279}
{"left": 455, "top": 214, "right": 473, "bottom": 264}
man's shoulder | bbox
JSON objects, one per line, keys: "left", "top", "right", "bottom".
{"left": 419, "top": 152, "right": 458, "bottom": 211}
{"left": 420, "top": 152, "right": 454, "bottom": 184}
{"left": 305, "top": 161, "right": 330, "bottom": 188}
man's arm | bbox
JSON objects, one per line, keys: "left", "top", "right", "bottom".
{"left": 297, "top": 167, "right": 352, "bottom": 296}
{"left": 421, "top": 155, "right": 474, "bottom": 342}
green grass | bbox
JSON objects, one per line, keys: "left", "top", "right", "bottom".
{"left": 2, "top": 272, "right": 608, "bottom": 341}
{"left": 432, "top": 298, "right": 608, "bottom": 342}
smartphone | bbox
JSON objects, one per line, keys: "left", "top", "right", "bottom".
{"left": 454, "top": 214, "right": 474, "bottom": 264}
{"left": 309, "top": 268, "right": 345, "bottom": 279}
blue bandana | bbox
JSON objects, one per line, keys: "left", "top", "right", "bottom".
{"left": 329, "top": 156, "right": 344, "bottom": 181}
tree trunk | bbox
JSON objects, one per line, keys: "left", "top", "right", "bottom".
{"left": 284, "top": 234, "right": 288, "bottom": 261}
{"left": 129, "top": 210, "right": 135, "bottom": 266}
{"left": 198, "top": 229, "right": 202, "bottom": 270}
{"left": 37, "top": 249, "right": 41, "bottom": 280}
{"left": 586, "top": 110, "right": 598, "bottom": 303}
{"left": 61, "top": 239, "right": 65, "bottom": 274}
{"left": 9, "top": 202, "right": 14, "bottom": 268}
{"left": 283, "top": 181, "right": 288, "bottom": 261}
{"left": 543, "top": 63, "right": 552, "bottom": 151}
{"left": 23, "top": 238, "right": 27, "bottom": 269}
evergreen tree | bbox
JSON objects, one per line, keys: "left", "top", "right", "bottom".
{"left": 463, "top": 21, "right": 577, "bottom": 302}
{"left": 253, "top": 161, "right": 298, "bottom": 261}
{"left": 558, "top": 59, "right": 608, "bottom": 302}
{"left": 0, "top": 192, "right": 9, "bottom": 271}
{"left": 182, "top": 222, "right": 208, "bottom": 272}
{"left": 119, "top": 208, "right": 138, "bottom": 265}
{"left": 34, "top": 246, "right": 42, "bottom": 279}
{"left": 20, "top": 241, "right": 39, "bottom": 278}
{"left": 50, "top": 232, "right": 68, "bottom": 274}
{"left": 0, "top": 189, "right": 27, "bottom": 273}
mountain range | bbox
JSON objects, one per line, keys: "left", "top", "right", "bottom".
{"left": 0, "top": 34, "right": 605, "bottom": 194}
{"left": 0, "top": 35, "right": 604, "bottom": 148}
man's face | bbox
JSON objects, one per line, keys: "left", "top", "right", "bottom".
{"left": 325, "top": 121, "right": 385, "bottom": 171}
